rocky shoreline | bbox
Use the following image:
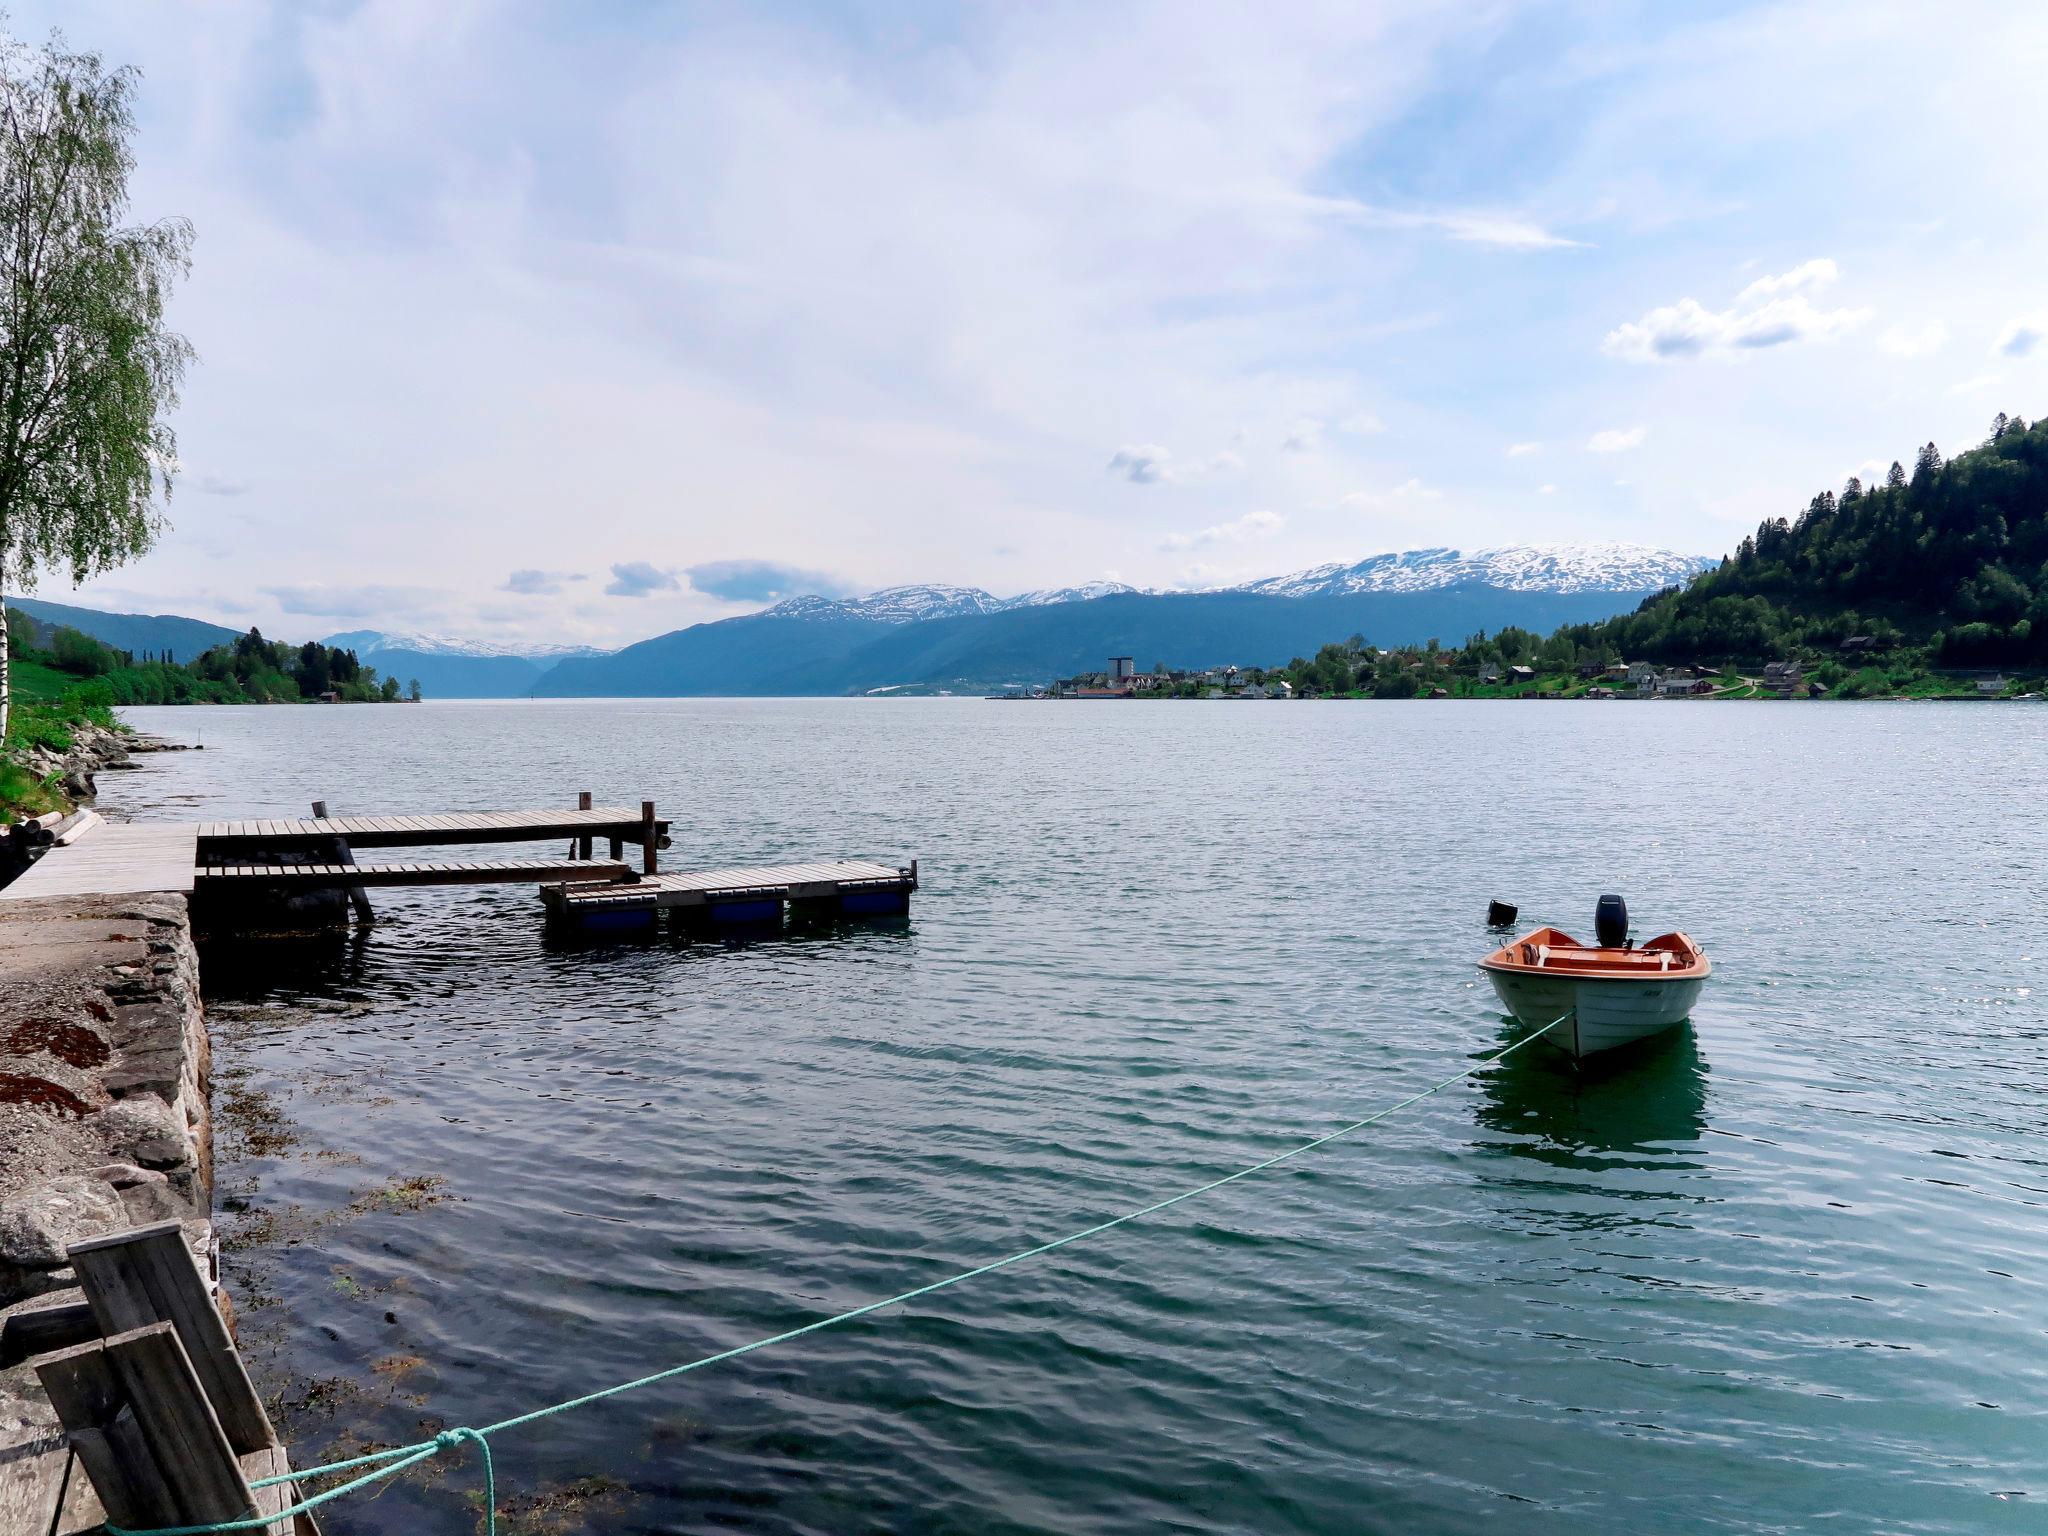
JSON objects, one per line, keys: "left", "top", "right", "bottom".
{"left": 14, "top": 719, "right": 197, "bottom": 806}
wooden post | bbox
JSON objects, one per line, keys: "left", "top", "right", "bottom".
{"left": 311, "top": 800, "right": 373, "bottom": 927}
{"left": 641, "top": 800, "right": 658, "bottom": 876}
{"left": 68, "top": 1222, "right": 276, "bottom": 1454}
{"left": 577, "top": 790, "right": 593, "bottom": 861}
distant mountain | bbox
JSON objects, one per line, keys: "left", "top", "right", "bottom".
{"left": 535, "top": 543, "right": 1713, "bottom": 697}
{"left": 1230, "top": 543, "right": 1713, "bottom": 598}
{"left": 4, "top": 595, "right": 244, "bottom": 661}
{"left": 322, "top": 630, "right": 615, "bottom": 699}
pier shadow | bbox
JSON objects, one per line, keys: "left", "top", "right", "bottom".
{"left": 195, "top": 925, "right": 380, "bottom": 1002}
{"left": 1471, "top": 1023, "right": 1710, "bottom": 1171}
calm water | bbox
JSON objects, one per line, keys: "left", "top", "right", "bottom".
{"left": 117, "top": 700, "right": 2047, "bottom": 1535}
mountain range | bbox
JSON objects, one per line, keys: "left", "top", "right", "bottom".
{"left": 7, "top": 542, "right": 1713, "bottom": 698}
{"left": 535, "top": 543, "right": 1711, "bottom": 696}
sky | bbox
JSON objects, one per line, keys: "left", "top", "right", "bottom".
{"left": 18, "top": 0, "right": 2048, "bottom": 646}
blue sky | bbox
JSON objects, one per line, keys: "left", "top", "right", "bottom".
{"left": 24, "top": 0, "right": 2048, "bottom": 644}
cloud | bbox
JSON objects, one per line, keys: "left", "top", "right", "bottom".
{"left": 1537, "top": 484, "right": 1559, "bottom": 495}
{"left": 1587, "top": 426, "right": 1646, "bottom": 453}
{"left": 1338, "top": 477, "right": 1442, "bottom": 510}
{"left": 1282, "top": 418, "right": 1324, "bottom": 453}
{"left": 1731, "top": 258, "right": 1838, "bottom": 302}
{"left": 1107, "top": 444, "right": 1242, "bottom": 484}
{"left": 1947, "top": 374, "right": 1997, "bottom": 396}
{"left": 1160, "top": 509, "right": 1285, "bottom": 551}
{"left": 261, "top": 583, "right": 441, "bottom": 619}
{"left": 195, "top": 474, "right": 251, "bottom": 497}
{"left": 500, "top": 569, "right": 586, "bottom": 596}
{"left": 604, "top": 561, "right": 682, "bottom": 597}
{"left": 683, "top": 558, "right": 851, "bottom": 603}
{"left": 1878, "top": 320, "right": 1949, "bottom": 358}
{"left": 1338, "top": 411, "right": 1386, "bottom": 436}
{"left": 1603, "top": 259, "right": 1869, "bottom": 362}
{"left": 1307, "top": 195, "right": 1582, "bottom": 251}
{"left": 1506, "top": 441, "right": 1541, "bottom": 457}
{"left": 1995, "top": 312, "right": 2048, "bottom": 357}
{"left": 1108, "top": 445, "right": 1172, "bottom": 483}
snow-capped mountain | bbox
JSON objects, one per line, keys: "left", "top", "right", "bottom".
{"left": 762, "top": 584, "right": 1006, "bottom": 624}
{"left": 755, "top": 544, "right": 1706, "bottom": 626}
{"left": 1000, "top": 580, "right": 1143, "bottom": 608}
{"left": 1228, "top": 543, "right": 1712, "bottom": 599}
{"left": 323, "top": 629, "right": 614, "bottom": 661}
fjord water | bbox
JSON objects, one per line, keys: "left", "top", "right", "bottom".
{"left": 120, "top": 700, "right": 2045, "bottom": 1535}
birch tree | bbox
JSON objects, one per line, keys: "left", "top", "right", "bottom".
{"left": 0, "top": 31, "right": 192, "bottom": 740}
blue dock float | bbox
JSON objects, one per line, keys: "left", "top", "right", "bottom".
{"left": 539, "top": 858, "right": 917, "bottom": 931}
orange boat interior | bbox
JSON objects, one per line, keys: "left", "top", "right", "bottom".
{"left": 1482, "top": 926, "right": 1708, "bottom": 977}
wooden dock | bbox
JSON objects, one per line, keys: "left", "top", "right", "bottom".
{"left": 0, "top": 822, "right": 198, "bottom": 900}
{"left": 193, "top": 806, "right": 669, "bottom": 851}
{"left": 1, "top": 799, "right": 916, "bottom": 937}
{"left": 542, "top": 858, "right": 917, "bottom": 930}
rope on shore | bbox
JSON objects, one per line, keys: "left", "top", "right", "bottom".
{"left": 106, "top": 1011, "right": 1572, "bottom": 1536}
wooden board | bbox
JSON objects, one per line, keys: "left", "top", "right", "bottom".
{"left": 195, "top": 859, "right": 634, "bottom": 889}
{"left": 194, "top": 807, "right": 667, "bottom": 851}
{"left": 0, "top": 822, "right": 198, "bottom": 901}
{"left": 544, "top": 859, "right": 912, "bottom": 912}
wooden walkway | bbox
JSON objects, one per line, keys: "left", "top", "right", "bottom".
{"left": 194, "top": 806, "right": 668, "bottom": 850}
{"left": 195, "top": 858, "right": 632, "bottom": 889}
{"left": 0, "top": 822, "right": 197, "bottom": 900}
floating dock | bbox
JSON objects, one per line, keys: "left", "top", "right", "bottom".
{"left": 540, "top": 858, "right": 918, "bottom": 931}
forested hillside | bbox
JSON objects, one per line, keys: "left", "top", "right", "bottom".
{"left": 1559, "top": 413, "right": 2048, "bottom": 667}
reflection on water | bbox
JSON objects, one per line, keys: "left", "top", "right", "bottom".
{"left": 1474, "top": 1025, "right": 1710, "bottom": 1170}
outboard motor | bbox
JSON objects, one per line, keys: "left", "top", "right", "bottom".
{"left": 1595, "top": 893, "right": 1629, "bottom": 948}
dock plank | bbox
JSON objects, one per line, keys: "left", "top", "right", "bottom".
{"left": 194, "top": 858, "right": 633, "bottom": 889}
{"left": 0, "top": 822, "right": 199, "bottom": 900}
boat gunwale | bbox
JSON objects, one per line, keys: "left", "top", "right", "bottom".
{"left": 1478, "top": 926, "right": 1711, "bottom": 982}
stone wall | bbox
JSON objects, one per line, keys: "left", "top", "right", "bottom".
{"left": 0, "top": 891, "right": 214, "bottom": 1526}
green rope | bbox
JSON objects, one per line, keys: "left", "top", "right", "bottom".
{"left": 106, "top": 1012, "right": 1568, "bottom": 1536}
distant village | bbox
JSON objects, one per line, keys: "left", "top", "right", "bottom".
{"left": 1005, "top": 642, "right": 2019, "bottom": 701}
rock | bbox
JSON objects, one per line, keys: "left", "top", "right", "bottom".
{"left": 89, "top": 1096, "right": 189, "bottom": 1170}
{"left": 0, "top": 1173, "right": 128, "bottom": 1272}
{"left": 87, "top": 1162, "right": 187, "bottom": 1224}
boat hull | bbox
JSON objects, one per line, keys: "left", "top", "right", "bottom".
{"left": 1482, "top": 967, "right": 1706, "bottom": 1058}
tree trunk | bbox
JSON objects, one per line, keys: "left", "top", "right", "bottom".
{"left": 1, "top": 565, "right": 10, "bottom": 749}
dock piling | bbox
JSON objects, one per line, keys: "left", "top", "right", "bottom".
{"left": 311, "top": 801, "right": 373, "bottom": 926}
{"left": 576, "top": 790, "right": 593, "bottom": 860}
{"left": 641, "top": 800, "right": 658, "bottom": 876}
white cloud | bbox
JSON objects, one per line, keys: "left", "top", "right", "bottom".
{"left": 1338, "top": 411, "right": 1386, "bottom": 436}
{"left": 1947, "top": 374, "right": 1997, "bottom": 396}
{"left": 1107, "top": 445, "right": 1173, "bottom": 484}
{"left": 1537, "top": 483, "right": 1559, "bottom": 495}
{"left": 1878, "top": 320, "right": 1950, "bottom": 358}
{"left": 1338, "top": 477, "right": 1442, "bottom": 509}
{"left": 1303, "top": 194, "right": 1581, "bottom": 250}
{"left": 1506, "top": 441, "right": 1541, "bottom": 457}
{"left": 1731, "top": 258, "right": 1838, "bottom": 302}
{"left": 1160, "top": 509, "right": 1285, "bottom": 551}
{"left": 1282, "top": 418, "right": 1325, "bottom": 453}
{"left": 1108, "top": 444, "right": 1242, "bottom": 485}
{"left": 1995, "top": 313, "right": 2048, "bottom": 358}
{"left": 1587, "top": 426, "right": 1647, "bottom": 453}
{"left": 1603, "top": 259, "right": 1870, "bottom": 362}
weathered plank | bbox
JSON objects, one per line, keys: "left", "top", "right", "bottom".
{"left": 0, "top": 822, "right": 199, "bottom": 901}
{"left": 195, "top": 859, "right": 634, "bottom": 889}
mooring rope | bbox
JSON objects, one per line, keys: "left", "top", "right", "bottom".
{"left": 107, "top": 1012, "right": 1570, "bottom": 1536}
